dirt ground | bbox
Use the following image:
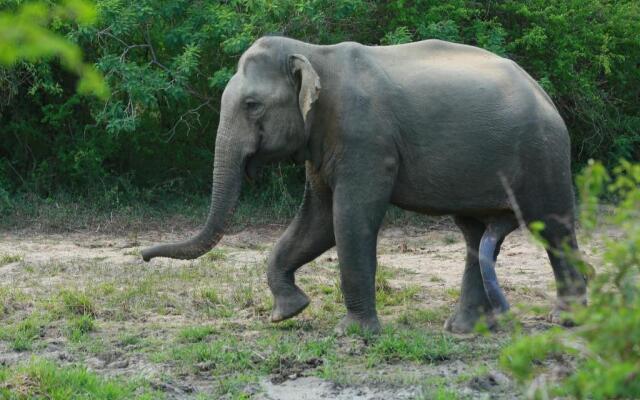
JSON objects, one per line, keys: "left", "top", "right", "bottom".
{"left": 0, "top": 222, "right": 605, "bottom": 399}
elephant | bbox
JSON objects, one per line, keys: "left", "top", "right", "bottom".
{"left": 141, "top": 36, "right": 588, "bottom": 334}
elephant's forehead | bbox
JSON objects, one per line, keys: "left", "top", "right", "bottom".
{"left": 232, "top": 57, "right": 288, "bottom": 99}
{"left": 223, "top": 70, "right": 287, "bottom": 105}
{"left": 239, "top": 48, "right": 281, "bottom": 78}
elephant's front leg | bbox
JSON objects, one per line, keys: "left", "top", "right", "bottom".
{"left": 332, "top": 179, "right": 393, "bottom": 335}
{"left": 268, "top": 180, "right": 335, "bottom": 322}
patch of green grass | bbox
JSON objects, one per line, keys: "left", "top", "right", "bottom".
{"left": 528, "top": 304, "right": 551, "bottom": 317}
{"left": 0, "top": 358, "right": 162, "bottom": 399}
{"left": 417, "top": 377, "right": 461, "bottom": 400}
{"left": 169, "top": 337, "right": 256, "bottom": 374}
{"left": 96, "top": 282, "right": 116, "bottom": 296}
{"left": 73, "top": 335, "right": 109, "bottom": 356}
{"left": 203, "top": 248, "right": 228, "bottom": 262}
{"left": 0, "top": 253, "right": 23, "bottom": 266}
{"left": 197, "top": 287, "right": 222, "bottom": 305}
{"left": 67, "top": 314, "right": 95, "bottom": 342}
{"left": 453, "top": 364, "right": 490, "bottom": 384}
{"left": 378, "top": 284, "right": 422, "bottom": 308}
{"left": 194, "top": 287, "right": 233, "bottom": 317}
{"left": 178, "top": 325, "right": 216, "bottom": 343}
{"left": 0, "top": 312, "right": 49, "bottom": 352}
{"left": 0, "top": 288, "right": 28, "bottom": 318}
{"left": 256, "top": 333, "right": 336, "bottom": 363}
{"left": 117, "top": 332, "right": 142, "bottom": 347}
{"left": 374, "top": 265, "right": 421, "bottom": 308}
{"left": 442, "top": 234, "right": 459, "bottom": 245}
{"left": 444, "top": 287, "right": 460, "bottom": 299}
{"left": 301, "top": 336, "right": 336, "bottom": 358}
{"left": 58, "top": 289, "right": 96, "bottom": 316}
{"left": 367, "top": 328, "right": 465, "bottom": 365}
{"left": 396, "top": 306, "right": 451, "bottom": 327}
{"left": 122, "top": 248, "right": 140, "bottom": 256}
{"left": 164, "top": 329, "right": 336, "bottom": 394}
{"left": 215, "top": 373, "right": 258, "bottom": 399}
{"left": 106, "top": 275, "right": 169, "bottom": 319}
{"left": 376, "top": 265, "right": 398, "bottom": 287}
{"left": 230, "top": 285, "right": 256, "bottom": 309}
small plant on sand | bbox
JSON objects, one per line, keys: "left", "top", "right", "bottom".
{"left": 501, "top": 161, "right": 640, "bottom": 399}
{"left": 0, "top": 253, "right": 22, "bottom": 266}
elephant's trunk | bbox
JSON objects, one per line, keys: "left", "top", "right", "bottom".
{"left": 141, "top": 119, "right": 246, "bottom": 261}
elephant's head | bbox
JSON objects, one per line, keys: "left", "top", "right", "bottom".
{"left": 142, "top": 38, "right": 321, "bottom": 261}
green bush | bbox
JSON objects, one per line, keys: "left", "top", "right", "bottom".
{"left": 500, "top": 161, "right": 640, "bottom": 399}
{"left": 0, "top": 0, "right": 107, "bottom": 97}
{"left": 0, "top": 0, "right": 638, "bottom": 208}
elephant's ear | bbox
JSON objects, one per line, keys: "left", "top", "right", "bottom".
{"left": 289, "top": 54, "right": 321, "bottom": 126}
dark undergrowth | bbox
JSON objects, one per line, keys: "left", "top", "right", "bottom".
{"left": 0, "top": 165, "right": 439, "bottom": 234}
{"left": 0, "top": 191, "right": 440, "bottom": 234}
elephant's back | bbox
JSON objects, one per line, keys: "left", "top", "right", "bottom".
{"left": 370, "top": 41, "right": 571, "bottom": 215}
{"left": 365, "top": 40, "right": 566, "bottom": 151}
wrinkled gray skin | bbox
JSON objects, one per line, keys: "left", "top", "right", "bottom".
{"left": 142, "top": 37, "right": 588, "bottom": 334}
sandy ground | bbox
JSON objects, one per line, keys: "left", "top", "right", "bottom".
{"left": 0, "top": 224, "right": 602, "bottom": 312}
{"left": 0, "top": 223, "right": 606, "bottom": 399}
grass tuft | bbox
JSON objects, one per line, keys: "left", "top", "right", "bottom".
{"left": 203, "top": 248, "right": 228, "bottom": 262}
{"left": 0, "top": 358, "right": 161, "bottom": 399}
{"left": 0, "top": 312, "right": 49, "bottom": 352}
{"left": 59, "top": 289, "right": 96, "bottom": 317}
{"left": 367, "top": 328, "right": 465, "bottom": 365}
{"left": 67, "top": 315, "right": 95, "bottom": 342}
{"left": 0, "top": 253, "right": 23, "bottom": 266}
{"left": 178, "top": 325, "right": 216, "bottom": 343}
{"left": 396, "top": 306, "right": 451, "bottom": 327}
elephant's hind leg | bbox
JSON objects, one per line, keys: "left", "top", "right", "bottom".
{"left": 268, "top": 179, "right": 334, "bottom": 323}
{"left": 445, "top": 215, "right": 515, "bottom": 333}
{"left": 478, "top": 217, "right": 518, "bottom": 313}
{"left": 537, "top": 218, "right": 588, "bottom": 324}
{"left": 445, "top": 216, "right": 492, "bottom": 333}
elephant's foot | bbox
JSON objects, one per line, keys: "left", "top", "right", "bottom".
{"left": 444, "top": 307, "right": 496, "bottom": 334}
{"left": 547, "top": 295, "right": 587, "bottom": 326}
{"left": 334, "top": 312, "right": 381, "bottom": 336}
{"left": 270, "top": 287, "right": 310, "bottom": 323}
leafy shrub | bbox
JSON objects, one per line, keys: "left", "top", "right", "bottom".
{"left": 500, "top": 161, "right": 640, "bottom": 399}
{"left": 0, "top": 0, "right": 638, "bottom": 209}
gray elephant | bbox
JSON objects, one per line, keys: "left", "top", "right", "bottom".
{"left": 142, "top": 36, "right": 587, "bottom": 334}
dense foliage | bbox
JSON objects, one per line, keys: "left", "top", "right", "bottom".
{"left": 1, "top": 0, "right": 639, "bottom": 202}
{"left": 501, "top": 161, "right": 640, "bottom": 399}
{"left": 0, "top": 0, "right": 107, "bottom": 98}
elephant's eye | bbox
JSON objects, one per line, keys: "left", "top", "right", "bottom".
{"left": 245, "top": 99, "right": 263, "bottom": 114}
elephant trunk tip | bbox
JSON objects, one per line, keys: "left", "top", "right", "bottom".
{"left": 139, "top": 233, "right": 224, "bottom": 262}
{"left": 141, "top": 249, "right": 152, "bottom": 262}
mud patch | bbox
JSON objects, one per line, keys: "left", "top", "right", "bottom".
{"left": 270, "top": 357, "right": 323, "bottom": 384}
{"left": 258, "top": 376, "right": 419, "bottom": 400}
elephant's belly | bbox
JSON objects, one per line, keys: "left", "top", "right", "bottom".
{"left": 389, "top": 166, "right": 514, "bottom": 216}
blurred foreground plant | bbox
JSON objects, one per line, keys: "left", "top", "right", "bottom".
{"left": 0, "top": 0, "right": 107, "bottom": 97}
{"left": 500, "top": 160, "right": 640, "bottom": 399}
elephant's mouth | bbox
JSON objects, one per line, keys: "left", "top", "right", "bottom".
{"left": 245, "top": 156, "right": 261, "bottom": 181}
